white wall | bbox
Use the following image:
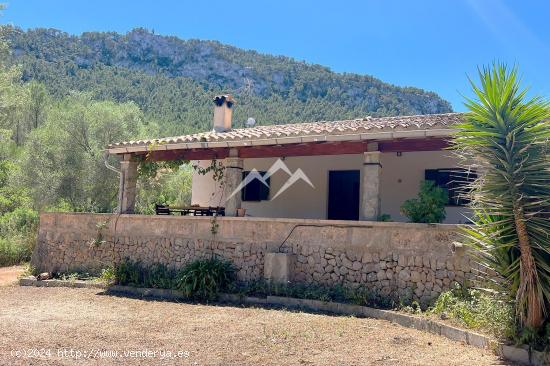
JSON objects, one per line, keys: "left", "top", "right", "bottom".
{"left": 191, "top": 151, "right": 471, "bottom": 224}
{"left": 380, "top": 151, "right": 471, "bottom": 224}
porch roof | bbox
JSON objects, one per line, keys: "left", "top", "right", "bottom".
{"left": 107, "top": 112, "right": 464, "bottom": 155}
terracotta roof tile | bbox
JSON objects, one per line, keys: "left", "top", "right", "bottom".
{"left": 108, "top": 112, "right": 464, "bottom": 150}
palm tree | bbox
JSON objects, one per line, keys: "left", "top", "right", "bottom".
{"left": 454, "top": 63, "right": 550, "bottom": 329}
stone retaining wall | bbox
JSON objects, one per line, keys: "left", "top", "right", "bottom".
{"left": 33, "top": 213, "right": 480, "bottom": 304}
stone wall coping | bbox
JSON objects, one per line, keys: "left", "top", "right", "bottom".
{"left": 39, "top": 212, "right": 460, "bottom": 231}
{"left": 19, "top": 277, "right": 547, "bottom": 365}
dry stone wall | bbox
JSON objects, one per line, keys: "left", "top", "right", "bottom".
{"left": 288, "top": 244, "right": 472, "bottom": 304}
{"left": 33, "top": 213, "right": 480, "bottom": 303}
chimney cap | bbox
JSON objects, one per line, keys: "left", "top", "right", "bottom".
{"left": 213, "top": 94, "right": 236, "bottom": 107}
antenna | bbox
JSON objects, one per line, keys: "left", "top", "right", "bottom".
{"left": 246, "top": 117, "right": 256, "bottom": 128}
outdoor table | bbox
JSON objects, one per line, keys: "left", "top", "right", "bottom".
{"left": 155, "top": 204, "right": 224, "bottom": 216}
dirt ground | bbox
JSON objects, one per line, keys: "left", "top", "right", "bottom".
{"left": 0, "top": 265, "right": 25, "bottom": 286}
{"left": 0, "top": 286, "right": 512, "bottom": 366}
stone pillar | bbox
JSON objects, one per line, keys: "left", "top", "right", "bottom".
{"left": 224, "top": 149, "right": 243, "bottom": 216}
{"left": 118, "top": 154, "right": 139, "bottom": 214}
{"left": 360, "top": 147, "right": 381, "bottom": 221}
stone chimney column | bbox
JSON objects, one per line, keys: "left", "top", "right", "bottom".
{"left": 213, "top": 95, "right": 235, "bottom": 132}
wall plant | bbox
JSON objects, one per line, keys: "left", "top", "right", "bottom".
{"left": 400, "top": 180, "right": 447, "bottom": 223}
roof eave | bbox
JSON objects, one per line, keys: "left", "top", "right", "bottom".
{"left": 106, "top": 128, "right": 458, "bottom": 156}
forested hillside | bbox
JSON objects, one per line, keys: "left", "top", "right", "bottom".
{"left": 0, "top": 26, "right": 451, "bottom": 266}
{"left": 5, "top": 27, "right": 452, "bottom": 136}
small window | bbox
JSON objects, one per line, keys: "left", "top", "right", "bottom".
{"left": 241, "top": 171, "right": 270, "bottom": 201}
{"left": 425, "top": 169, "right": 477, "bottom": 206}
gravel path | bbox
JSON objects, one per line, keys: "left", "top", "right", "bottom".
{"left": 0, "top": 286, "right": 511, "bottom": 365}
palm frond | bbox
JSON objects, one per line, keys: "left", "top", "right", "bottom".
{"left": 453, "top": 62, "right": 550, "bottom": 329}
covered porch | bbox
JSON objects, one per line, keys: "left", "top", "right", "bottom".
{"left": 111, "top": 137, "right": 469, "bottom": 224}
{"left": 108, "top": 95, "right": 467, "bottom": 224}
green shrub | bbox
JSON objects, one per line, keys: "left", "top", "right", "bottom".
{"left": 0, "top": 237, "right": 32, "bottom": 266}
{"left": 175, "top": 258, "right": 234, "bottom": 300}
{"left": 108, "top": 260, "right": 407, "bottom": 310}
{"left": 515, "top": 324, "right": 550, "bottom": 351}
{"left": 400, "top": 180, "right": 447, "bottom": 223}
{"left": 377, "top": 214, "right": 392, "bottom": 222}
{"left": 0, "top": 207, "right": 39, "bottom": 236}
{"left": 112, "top": 258, "right": 235, "bottom": 301}
{"left": 399, "top": 300, "right": 423, "bottom": 315}
{"left": 114, "top": 260, "right": 144, "bottom": 286}
{"left": 0, "top": 207, "right": 38, "bottom": 266}
{"left": 54, "top": 271, "right": 98, "bottom": 281}
{"left": 144, "top": 263, "right": 176, "bottom": 289}
{"left": 99, "top": 266, "right": 116, "bottom": 284}
{"left": 429, "top": 283, "right": 515, "bottom": 340}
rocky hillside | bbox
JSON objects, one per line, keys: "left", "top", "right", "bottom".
{"left": 5, "top": 26, "right": 452, "bottom": 136}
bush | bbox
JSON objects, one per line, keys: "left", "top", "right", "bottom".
{"left": 0, "top": 207, "right": 39, "bottom": 235}
{"left": 430, "top": 285, "right": 550, "bottom": 350}
{"left": 429, "top": 283, "right": 515, "bottom": 340}
{"left": 400, "top": 180, "right": 447, "bottom": 223}
{"left": 0, "top": 237, "right": 32, "bottom": 266}
{"left": 99, "top": 266, "right": 116, "bottom": 284}
{"left": 112, "top": 258, "right": 235, "bottom": 301}
{"left": 108, "top": 260, "right": 410, "bottom": 309}
{"left": 0, "top": 207, "right": 38, "bottom": 266}
{"left": 175, "top": 258, "right": 234, "bottom": 300}
{"left": 144, "top": 263, "right": 176, "bottom": 289}
{"left": 114, "top": 260, "right": 144, "bottom": 286}
{"left": 377, "top": 214, "right": 392, "bottom": 222}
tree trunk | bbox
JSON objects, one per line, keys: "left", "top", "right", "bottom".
{"left": 514, "top": 206, "right": 544, "bottom": 328}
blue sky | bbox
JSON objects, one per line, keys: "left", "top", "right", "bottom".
{"left": 3, "top": 0, "right": 550, "bottom": 111}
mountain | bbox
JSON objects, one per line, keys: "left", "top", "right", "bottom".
{"left": 4, "top": 26, "right": 452, "bottom": 136}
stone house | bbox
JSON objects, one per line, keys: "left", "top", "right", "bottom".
{"left": 108, "top": 95, "right": 472, "bottom": 224}
{"left": 32, "top": 95, "right": 480, "bottom": 305}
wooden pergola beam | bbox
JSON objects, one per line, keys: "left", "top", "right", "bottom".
{"left": 378, "top": 138, "right": 450, "bottom": 152}
{"left": 137, "top": 138, "right": 450, "bottom": 161}
{"left": 143, "top": 148, "right": 230, "bottom": 162}
{"left": 238, "top": 141, "right": 369, "bottom": 159}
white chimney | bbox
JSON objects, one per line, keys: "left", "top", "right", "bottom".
{"left": 212, "top": 94, "right": 235, "bottom": 132}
